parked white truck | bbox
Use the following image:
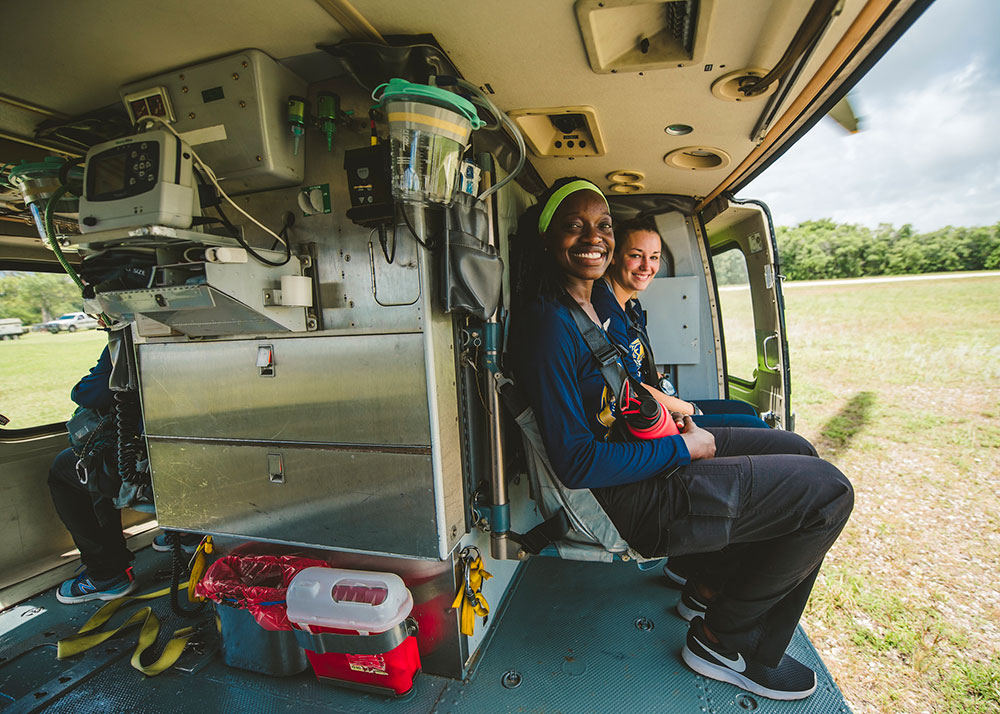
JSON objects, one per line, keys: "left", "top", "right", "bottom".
{"left": 0, "top": 318, "right": 25, "bottom": 340}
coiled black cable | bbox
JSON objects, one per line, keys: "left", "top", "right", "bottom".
{"left": 115, "top": 391, "right": 142, "bottom": 483}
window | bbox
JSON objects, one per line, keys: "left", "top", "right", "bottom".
{"left": 712, "top": 246, "right": 757, "bottom": 383}
{"left": 0, "top": 270, "right": 106, "bottom": 432}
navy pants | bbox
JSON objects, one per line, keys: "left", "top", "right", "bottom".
{"left": 594, "top": 428, "right": 853, "bottom": 666}
{"left": 692, "top": 398, "right": 770, "bottom": 429}
{"left": 48, "top": 448, "right": 133, "bottom": 582}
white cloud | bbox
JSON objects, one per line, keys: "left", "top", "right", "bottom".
{"left": 743, "top": 25, "right": 1000, "bottom": 232}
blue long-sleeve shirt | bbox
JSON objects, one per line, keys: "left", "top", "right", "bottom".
{"left": 511, "top": 294, "right": 689, "bottom": 489}
{"left": 71, "top": 347, "right": 114, "bottom": 413}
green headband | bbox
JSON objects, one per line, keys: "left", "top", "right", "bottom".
{"left": 537, "top": 180, "right": 609, "bottom": 233}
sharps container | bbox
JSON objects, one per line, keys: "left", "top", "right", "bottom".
{"left": 376, "top": 78, "right": 484, "bottom": 206}
{"left": 287, "top": 567, "right": 421, "bottom": 696}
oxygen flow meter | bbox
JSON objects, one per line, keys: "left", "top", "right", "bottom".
{"left": 78, "top": 129, "right": 197, "bottom": 233}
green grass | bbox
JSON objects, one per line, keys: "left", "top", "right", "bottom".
{"left": 778, "top": 274, "right": 1000, "bottom": 713}
{"left": 0, "top": 330, "right": 108, "bottom": 429}
{"left": 942, "top": 656, "right": 1000, "bottom": 714}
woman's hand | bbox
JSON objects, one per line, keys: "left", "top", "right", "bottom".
{"left": 679, "top": 417, "right": 716, "bottom": 460}
{"left": 670, "top": 411, "right": 687, "bottom": 432}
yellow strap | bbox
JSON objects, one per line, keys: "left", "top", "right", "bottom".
{"left": 450, "top": 556, "right": 492, "bottom": 637}
{"left": 57, "top": 580, "right": 195, "bottom": 676}
{"left": 187, "top": 536, "right": 213, "bottom": 602}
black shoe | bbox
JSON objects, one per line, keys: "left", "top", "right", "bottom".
{"left": 682, "top": 617, "right": 817, "bottom": 701}
{"left": 675, "top": 584, "right": 709, "bottom": 621}
{"left": 662, "top": 561, "right": 688, "bottom": 588}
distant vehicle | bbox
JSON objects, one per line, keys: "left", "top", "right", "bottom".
{"left": 0, "top": 318, "right": 25, "bottom": 340}
{"left": 43, "top": 312, "right": 98, "bottom": 333}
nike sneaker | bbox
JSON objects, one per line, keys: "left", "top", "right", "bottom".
{"left": 676, "top": 584, "right": 709, "bottom": 621}
{"left": 681, "top": 617, "right": 817, "bottom": 701}
{"left": 662, "top": 561, "right": 688, "bottom": 588}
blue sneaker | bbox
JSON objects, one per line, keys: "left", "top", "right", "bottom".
{"left": 56, "top": 567, "right": 136, "bottom": 604}
{"left": 152, "top": 532, "right": 201, "bottom": 555}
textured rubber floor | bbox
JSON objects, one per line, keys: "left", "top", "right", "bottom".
{"left": 0, "top": 554, "right": 853, "bottom": 713}
{"left": 436, "top": 557, "right": 853, "bottom": 714}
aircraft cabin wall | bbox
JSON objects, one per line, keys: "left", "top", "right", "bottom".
{"left": 644, "top": 211, "right": 725, "bottom": 402}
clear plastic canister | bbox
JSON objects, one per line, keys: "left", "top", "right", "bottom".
{"left": 385, "top": 100, "right": 471, "bottom": 206}
{"left": 286, "top": 567, "right": 413, "bottom": 633}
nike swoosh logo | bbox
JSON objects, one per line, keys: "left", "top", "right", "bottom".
{"left": 693, "top": 635, "right": 747, "bottom": 673}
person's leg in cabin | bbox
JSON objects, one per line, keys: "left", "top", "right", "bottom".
{"left": 596, "top": 428, "right": 851, "bottom": 699}
{"left": 692, "top": 413, "right": 769, "bottom": 429}
{"left": 663, "top": 427, "right": 818, "bottom": 588}
{"left": 692, "top": 399, "right": 760, "bottom": 417}
{"left": 671, "top": 449, "right": 852, "bottom": 699}
{"left": 48, "top": 448, "right": 136, "bottom": 603}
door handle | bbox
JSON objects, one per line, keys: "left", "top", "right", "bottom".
{"left": 762, "top": 334, "right": 780, "bottom": 371}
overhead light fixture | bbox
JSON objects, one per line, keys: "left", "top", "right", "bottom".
{"left": 664, "top": 124, "right": 693, "bottom": 135}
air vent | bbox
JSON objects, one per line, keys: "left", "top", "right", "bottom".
{"left": 575, "top": 0, "right": 713, "bottom": 74}
{"left": 509, "top": 107, "right": 606, "bottom": 157}
{"left": 664, "top": 146, "right": 730, "bottom": 170}
{"left": 710, "top": 68, "right": 777, "bottom": 102}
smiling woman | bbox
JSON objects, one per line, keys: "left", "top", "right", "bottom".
{"left": 509, "top": 177, "right": 855, "bottom": 701}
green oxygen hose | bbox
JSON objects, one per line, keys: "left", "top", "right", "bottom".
{"left": 42, "top": 185, "right": 84, "bottom": 290}
{"left": 42, "top": 184, "right": 112, "bottom": 325}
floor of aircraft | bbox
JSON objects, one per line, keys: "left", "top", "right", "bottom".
{"left": 0, "top": 546, "right": 852, "bottom": 713}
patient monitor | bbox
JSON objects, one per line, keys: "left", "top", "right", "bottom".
{"left": 78, "top": 130, "right": 196, "bottom": 233}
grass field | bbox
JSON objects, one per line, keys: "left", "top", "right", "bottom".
{"left": 0, "top": 330, "right": 108, "bottom": 428}
{"left": 767, "top": 273, "right": 1000, "bottom": 714}
{"left": 2, "top": 274, "right": 998, "bottom": 712}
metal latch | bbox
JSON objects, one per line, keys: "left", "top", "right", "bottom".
{"left": 257, "top": 344, "right": 274, "bottom": 377}
{"left": 268, "top": 453, "right": 284, "bottom": 483}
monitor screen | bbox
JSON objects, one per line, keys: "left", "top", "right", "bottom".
{"left": 90, "top": 150, "right": 128, "bottom": 197}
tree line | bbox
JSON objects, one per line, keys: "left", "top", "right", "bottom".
{"left": 774, "top": 220, "right": 1000, "bottom": 281}
{"left": 713, "top": 220, "right": 1000, "bottom": 284}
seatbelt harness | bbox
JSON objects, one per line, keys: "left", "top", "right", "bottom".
{"left": 625, "top": 301, "right": 659, "bottom": 384}
{"left": 558, "top": 292, "right": 632, "bottom": 406}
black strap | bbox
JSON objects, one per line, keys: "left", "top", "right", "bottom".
{"left": 557, "top": 292, "right": 630, "bottom": 402}
{"left": 511, "top": 509, "right": 572, "bottom": 555}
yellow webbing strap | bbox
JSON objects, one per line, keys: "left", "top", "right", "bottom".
{"left": 58, "top": 537, "right": 215, "bottom": 676}
{"left": 451, "top": 549, "right": 492, "bottom": 637}
{"left": 57, "top": 580, "right": 194, "bottom": 676}
{"left": 188, "top": 536, "right": 213, "bottom": 602}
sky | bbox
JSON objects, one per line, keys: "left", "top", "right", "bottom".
{"left": 743, "top": 0, "right": 1000, "bottom": 232}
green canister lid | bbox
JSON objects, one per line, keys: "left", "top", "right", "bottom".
{"left": 374, "top": 78, "right": 485, "bottom": 130}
